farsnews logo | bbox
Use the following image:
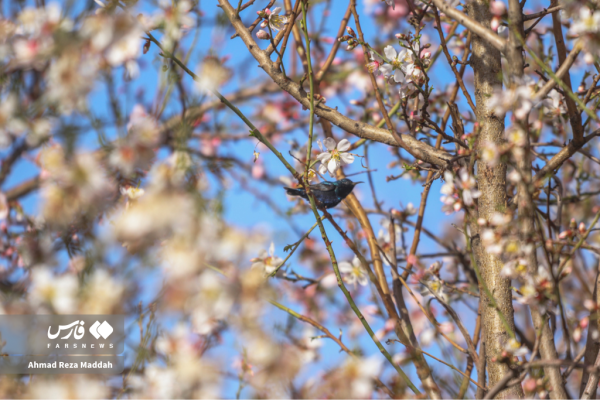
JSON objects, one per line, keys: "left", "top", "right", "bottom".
{"left": 89, "top": 321, "right": 113, "bottom": 339}
{"left": 47, "top": 320, "right": 113, "bottom": 340}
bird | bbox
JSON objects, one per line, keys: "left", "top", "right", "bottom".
{"left": 284, "top": 178, "right": 363, "bottom": 209}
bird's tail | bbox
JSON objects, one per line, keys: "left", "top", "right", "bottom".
{"left": 284, "top": 187, "right": 307, "bottom": 198}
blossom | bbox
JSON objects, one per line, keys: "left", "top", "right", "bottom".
{"left": 421, "top": 274, "right": 448, "bottom": 303}
{"left": 195, "top": 56, "right": 230, "bottom": 94}
{"left": 570, "top": 7, "right": 600, "bottom": 35}
{"left": 260, "top": 7, "right": 288, "bottom": 31}
{"left": 379, "top": 45, "right": 408, "bottom": 82}
{"left": 366, "top": 50, "right": 383, "bottom": 74}
{"left": 29, "top": 267, "right": 78, "bottom": 313}
{"left": 251, "top": 242, "right": 284, "bottom": 274}
{"left": 488, "top": 80, "right": 536, "bottom": 120}
{"left": 328, "top": 356, "right": 384, "bottom": 397}
{"left": 403, "top": 61, "right": 424, "bottom": 84}
{"left": 339, "top": 256, "right": 368, "bottom": 287}
{"left": 190, "top": 272, "right": 234, "bottom": 334}
{"left": 153, "top": 0, "right": 196, "bottom": 50}
{"left": 542, "top": 90, "right": 567, "bottom": 116}
{"left": 316, "top": 137, "right": 355, "bottom": 176}
{"left": 504, "top": 338, "right": 529, "bottom": 357}
{"left": 457, "top": 168, "right": 481, "bottom": 206}
{"left": 121, "top": 186, "right": 145, "bottom": 200}
{"left": 481, "top": 141, "right": 500, "bottom": 166}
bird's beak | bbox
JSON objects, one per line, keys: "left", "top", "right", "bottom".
{"left": 353, "top": 181, "right": 364, "bottom": 185}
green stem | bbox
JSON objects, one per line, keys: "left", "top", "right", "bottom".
{"left": 268, "top": 217, "right": 323, "bottom": 278}
{"left": 525, "top": 40, "right": 597, "bottom": 121}
{"left": 299, "top": 2, "right": 419, "bottom": 394}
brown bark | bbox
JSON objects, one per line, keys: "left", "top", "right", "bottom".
{"left": 581, "top": 268, "right": 600, "bottom": 398}
{"left": 465, "top": 0, "right": 523, "bottom": 397}
{"left": 505, "top": 0, "right": 568, "bottom": 396}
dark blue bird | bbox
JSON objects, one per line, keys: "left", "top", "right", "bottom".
{"left": 284, "top": 179, "right": 363, "bottom": 209}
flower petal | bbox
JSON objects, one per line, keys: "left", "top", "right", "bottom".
{"left": 337, "top": 138, "right": 351, "bottom": 151}
{"left": 323, "top": 137, "right": 336, "bottom": 151}
{"left": 384, "top": 45, "right": 397, "bottom": 61}
{"left": 340, "top": 153, "right": 355, "bottom": 165}
{"left": 357, "top": 274, "right": 369, "bottom": 286}
{"left": 317, "top": 139, "right": 324, "bottom": 151}
{"left": 318, "top": 163, "right": 328, "bottom": 175}
{"left": 327, "top": 158, "right": 339, "bottom": 175}
{"left": 393, "top": 69, "right": 405, "bottom": 83}
{"left": 269, "top": 242, "right": 275, "bottom": 256}
{"left": 379, "top": 64, "right": 393, "bottom": 77}
{"left": 271, "top": 6, "right": 281, "bottom": 14}
{"left": 338, "top": 261, "right": 353, "bottom": 273}
{"left": 317, "top": 152, "right": 332, "bottom": 162}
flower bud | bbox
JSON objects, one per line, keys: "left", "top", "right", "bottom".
{"left": 143, "top": 39, "right": 151, "bottom": 54}
{"left": 489, "top": 1, "right": 506, "bottom": 15}
{"left": 346, "top": 26, "right": 356, "bottom": 37}
{"left": 256, "top": 29, "right": 271, "bottom": 40}
{"left": 346, "top": 38, "right": 359, "bottom": 50}
{"left": 579, "top": 222, "right": 586, "bottom": 234}
{"left": 558, "top": 230, "right": 572, "bottom": 239}
{"left": 491, "top": 16, "right": 501, "bottom": 31}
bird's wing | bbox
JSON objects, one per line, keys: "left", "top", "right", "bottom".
{"left": 309, "top": 181, "right": 336, "bottom": 191}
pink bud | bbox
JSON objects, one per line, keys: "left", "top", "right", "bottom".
{"left": 489, "top": 1, "right": 506, "bottom": 15}
{"left": 491, "top": 16, "right": 501, "bottom": 31}
{"left": 264, "top": 8, "right": 272, "bottom": 15}
{"left": 579, "top": 222, "right": 586, "bottom": 234}
{"left": 406, "top": 254, "right": 418, "bottom": 265}
{"left": 573, "top": 327, "right": 582, "bottom": 342}
{"left": 581, "top": 317, "right": 589, "bottom": 329}
{"left": 256, "top": 30, "right": 271, "bottom": 40}
{"left": 585, "top": 299, "right": 597, "bottom": 310}
{"left": 346, "top": 26, "right": 356, "bottom": 37}
{"left": 523, "top": 378, "right": 537, "bottom": 392}
{"left": 558, "top": 230, "right": 571, "bottom": 239}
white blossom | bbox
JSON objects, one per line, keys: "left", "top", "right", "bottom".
{"left": 251, "top": 242, "right": 284, "bottom": 274}
{"left": 339, "top": 256, "right": 369, "bottom": 287}
{"left": 317, "top": 138, "right": 355, "bottom": 176}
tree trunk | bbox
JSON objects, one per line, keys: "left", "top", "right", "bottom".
{"left": 466, "top": 0, "right": 524, "bottom": 397}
